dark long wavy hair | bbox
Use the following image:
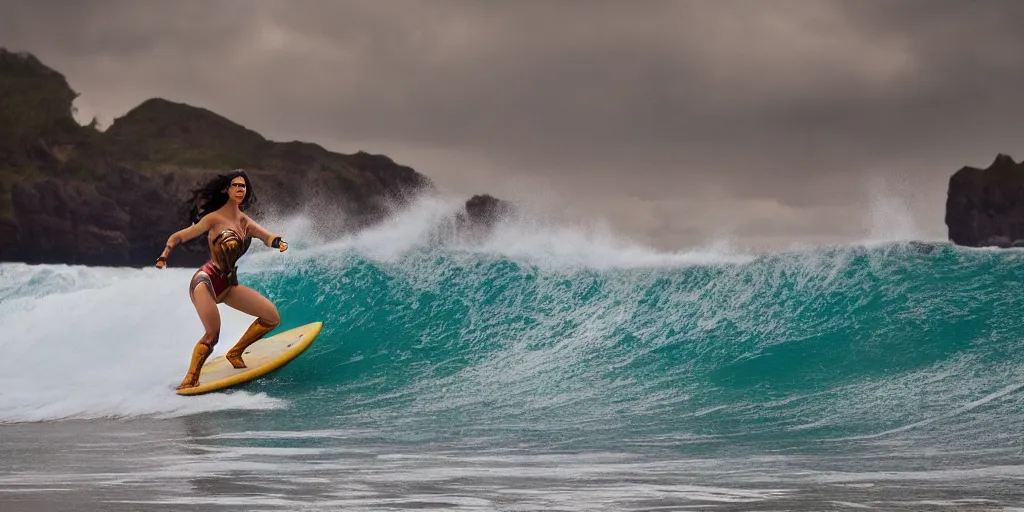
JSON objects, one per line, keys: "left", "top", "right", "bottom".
{"left": 183, "top": 169, "right": 258, "bottom": 225}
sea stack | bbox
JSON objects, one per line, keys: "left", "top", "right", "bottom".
{"left": 945, "top": 153, "right": 1024, "bottom": 248}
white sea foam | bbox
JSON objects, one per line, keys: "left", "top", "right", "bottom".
{"left": 0, "top": 263, "right": 285, "bottom": 423}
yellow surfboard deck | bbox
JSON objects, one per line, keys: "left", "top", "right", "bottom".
{"left": 176, "top": 321, "right": 323, "bottom": 396}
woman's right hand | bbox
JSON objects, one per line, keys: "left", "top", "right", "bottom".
{"left": 156, "top": 256, "right": 167, "bottom": 269}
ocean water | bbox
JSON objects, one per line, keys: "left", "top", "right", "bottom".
{"left": 1, "top": 197, "right": 1023, "bottom": 511}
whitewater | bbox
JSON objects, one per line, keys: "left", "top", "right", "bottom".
{"left": 2, "top": 195, "right": 1023, "bottom": 511}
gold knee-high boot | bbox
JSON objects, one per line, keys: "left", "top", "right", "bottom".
{"left": 176, "top": 334, "right": 216, "bottom": 390}
{"left": 225, "top": 318, "right": 277, "bottom": 369}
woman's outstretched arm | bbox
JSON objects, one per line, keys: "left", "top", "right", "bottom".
{"left": 156, "top": 215, "right": 214, "bottom": 268}
{"left": 244, "top": 215, "right": 288, "bottom": 252}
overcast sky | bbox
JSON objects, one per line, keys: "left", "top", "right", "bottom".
{"left": 3, "top": 0, "right": 1023, "bottom": 250}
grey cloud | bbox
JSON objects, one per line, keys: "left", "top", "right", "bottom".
{"left": 2, "top": 0, "right": 1023, "bottom": 246}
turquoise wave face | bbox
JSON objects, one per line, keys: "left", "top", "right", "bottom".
{"left": 232, "top": 243, "right": 1024, "bottom": 453}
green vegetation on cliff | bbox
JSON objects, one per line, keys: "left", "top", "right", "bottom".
{"left": 104, "top": 98, "right": 265, "bottom": 170}
{"left": 0, "top": 50, "right": 85, "bottom": 155}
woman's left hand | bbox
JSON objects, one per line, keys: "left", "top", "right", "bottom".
{"left": 270, "top": 236, "right": 288, "bottom": 252}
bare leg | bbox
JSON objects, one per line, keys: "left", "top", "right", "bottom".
{"left": 222, "top": 285, "right": 281, "bottom": 368}
{"left": 176, "top": 283, "right": 221, "bottom": 390}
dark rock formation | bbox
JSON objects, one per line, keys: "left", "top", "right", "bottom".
{"left": 0, "top": 48, "right": 437, "bottom": 267}
{"left": 424, "top": 194, "right": 517, "bottom": 246}
{"left": 458, "top": 194, "right": 515, "bottom": 230}
{"left": 946, "top": 153, "right": 1024, "bottom": 248}
{"left": 452, "top": 194, "right": 517, "bottom": 242}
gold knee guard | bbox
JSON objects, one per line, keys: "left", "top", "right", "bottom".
{"left": 225, "top": 318, "right": 278, "bottom": 369}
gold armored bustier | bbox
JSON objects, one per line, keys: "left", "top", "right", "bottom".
{"left": 209, "top": 228, "right": 251, "bottom": 275}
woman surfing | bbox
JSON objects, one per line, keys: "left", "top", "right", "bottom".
{"left": 155, "top": 170, "right": 289, "bottom": 391}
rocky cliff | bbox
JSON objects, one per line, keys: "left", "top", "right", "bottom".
{"left": 0, "top": 48, "right": 440, "bottom": 267}
{"left": 946, "top": 153, "right": 1024, "bottom": 248}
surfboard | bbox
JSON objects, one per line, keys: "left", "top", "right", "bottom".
{"left": 175, "top": 321, "right": 323, "bottom": 396}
